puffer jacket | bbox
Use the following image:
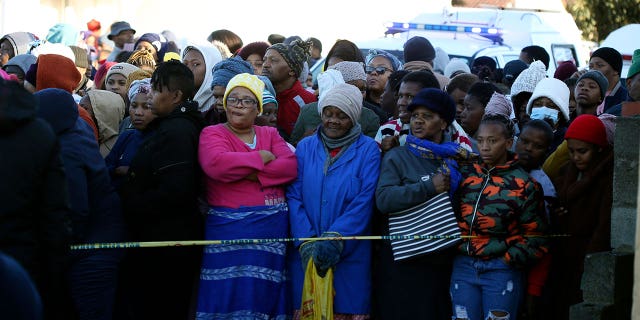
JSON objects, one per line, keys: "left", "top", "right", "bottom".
{"left": 455, "top": 152, "right": 549, "bottom": 268}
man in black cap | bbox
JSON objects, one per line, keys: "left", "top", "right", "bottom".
{"left": 519, "top": 45, "right": 550, "bottom": 70}
{"left": 402, "top": 36, "right": 449, "bottom": 89}
{"left": 106, "top": 21, "right": 135, "bottom": 62}
{"left": 502, "top": 59, "right": 529, "bottom": 89}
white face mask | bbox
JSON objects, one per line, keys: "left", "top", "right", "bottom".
{"left": 530, "top": 106, "right": 559, "bottom": 125}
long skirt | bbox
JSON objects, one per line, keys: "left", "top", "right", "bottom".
{"left": 196, "top": 203, "right": 289, "bottom": 320}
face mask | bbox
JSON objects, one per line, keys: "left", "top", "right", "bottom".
{"left": 530, "top": 106, "right": 559, "bottom": 125}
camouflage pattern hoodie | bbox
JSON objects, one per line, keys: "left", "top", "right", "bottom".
{"left": 455, "top": 152, "right": 549, "bottom": 268}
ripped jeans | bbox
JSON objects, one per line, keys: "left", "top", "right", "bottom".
{"left": 450, "top": 255, "right": 523, "bottom": 320}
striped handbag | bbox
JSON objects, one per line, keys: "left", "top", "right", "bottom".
{"left": 387, "top": 192, "right": 461, "bottom": 261}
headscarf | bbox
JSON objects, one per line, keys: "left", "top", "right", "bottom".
{"left": 127, "top": 78, "right": 151, "bottom": 103}
{"left": 211, "top": 56, "right": 253, "bottom": 89}
{"left": 267, "top": 39, "right": 311, "bottom": 77}
{"left": 45, "top": 23, "right": 79, "bottom": 46}
{"left": 182, "top": 42, "right": 223, "bottom": 112}
{"left": 3, "top": 54, "right": 37, "bottom": 74}
{"left": 0, "top": 32, "right": 37, "bottom": 57}
{"left": 484, "top": 92, "right": 513, "bottom": 118}
{"left": 365, "top": 49, "right": 402, "bottom": 72}
{"left": 223, "top": 73, "right": 265, "bottom": 114}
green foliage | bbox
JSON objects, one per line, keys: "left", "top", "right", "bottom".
{"left": 567, "top": 0, "right": 640, "bottom": 43}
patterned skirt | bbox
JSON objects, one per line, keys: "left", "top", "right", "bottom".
{"left": 196, "top": 203, "right": 290, "bottom": 320}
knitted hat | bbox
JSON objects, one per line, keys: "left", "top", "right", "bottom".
{"left": 553, "top": 60, "right": 578, "bottom": 81}
{"left": 262, "top": 89, "right": 277, "bottom": 107}
{"left": 577, "top": 70, "right": 609, "bottom": 100}
{"left": 510, "top": 60, "right": 547, "bottom": 98}
{"left": 211, "top": 56, "right": 253, "bottom": 88}
{"left": 472, "top": 56, "right": 496, "bottom": 72}
{"left": 35, "top": 54, "right": 81, "bottom": 93}
{"left": 3, "top": 54, "right": 37, "bottom": 74}
{"left": 366, "top": 48, "right": 403, "bottom": 72}
{"left": 223, "top": 73, "right": 265, "bottom": 114}
{"left": 591, "top": 47, "right": 623, "bottom": 75}
{"left": 407, "top": 88, "right": 456, "bottom": 125}
{"left": 106, "top": 63, "right": 139, "bottom": 82}
{"left": 45, "top": 23, "right": 79, "bottom": 46}
{"left": 94, "top": 61, "right": 116, "bottom": 88}
{"left": 627, "top": 49, "right": 640, "bottom": 79}
{"left": 0, "top": 32, "right": 38, "bottom": 57}
{"left": 318, "top": 82, "right": 363, "bottom": 124}
{"left": 69, "top": 46, "right": 89, "bottom": 69}
{"left": 526, "top": 78, "right": 570, "bottom": 122}
{"left": 135, "top": 33, "right": 166, "bottom": 54}
{"left": 565, "top": 114, "right": 608, "bottom": 147}
{"left": 503, "top": 59, "right": 528, "bottom": 83}
{"left": 237, "top": 41, "right": 270, "bottom": 60}
{"left": 329, "top": 61, "right": 366, "bottom": 82}
{"left": 484, "top": 92, "right": 513, "bottom": 118}
{"left": 444, "top": 59, "right": 471, "bottom": 78}
{"left": 267, "top": 39, "right": 311, "bottom": 77}
{"left": 107, "top": 21, "right": 135, "bottom": 40}
{"left": 403, "top": 36, "right": 436, "bottom": 63}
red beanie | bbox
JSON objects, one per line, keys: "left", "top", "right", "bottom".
{"left": 565, "top": 114, "right": 608, "bottom": 147}
{"left": 35, "top": 54, "right": 81, "bottom": 93}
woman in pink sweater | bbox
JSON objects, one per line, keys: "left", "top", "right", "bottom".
{"left": 196, "top": 73, "right": 298, "bottom": 318}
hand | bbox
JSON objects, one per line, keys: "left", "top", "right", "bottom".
{"left": 245, "top": 172, "right": 258, "bottom": 182}
{"left": 432, "top": 173, "right": 450, "bottom": 194}
{"left": 114, "top": 166, "right": 129, "bottom": 176}
{"left": 381, "top": 135, "right": 399, "bottom": 153}
{"left": 313, "top": 232, "right": 344, "bottom": 277}
{"left": 299, "top": 241, "right": 315, "bottom": 271}
{"left": 259, "top": 150, "right": 276, "bottom": 164}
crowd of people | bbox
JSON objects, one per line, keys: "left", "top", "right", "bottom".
{"left": 1, "top": 17, "right": 639, "bottom": 320}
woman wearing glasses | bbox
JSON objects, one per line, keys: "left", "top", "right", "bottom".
{"left": 365, "top": 49, "right": 403, "bottom": 107}
{"left": 197, "top": 73, "right": 298, "bottom": 319}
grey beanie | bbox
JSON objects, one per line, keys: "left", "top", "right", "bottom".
{"left": 577, "top": 70, "right": 609, "bottom": 100}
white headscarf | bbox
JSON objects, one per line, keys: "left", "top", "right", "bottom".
{"left": 182, "top": 42, "right": 223, "bottom": 112}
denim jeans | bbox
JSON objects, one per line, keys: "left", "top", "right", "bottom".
{"left": 450, "top": 255, "right": 523, "bottom": 320}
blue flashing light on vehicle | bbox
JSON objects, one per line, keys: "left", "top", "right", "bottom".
{"left": 385, "top": 22, "right": 504, "bottom": 45}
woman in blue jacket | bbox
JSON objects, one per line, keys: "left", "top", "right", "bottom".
{"left": 287, "top": 83, "right": 381, "bottom": 318}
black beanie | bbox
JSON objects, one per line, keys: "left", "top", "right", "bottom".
{"left": 407, "top": 88, "right": 456, "bottom": 125}
{"left": 403, "top": 36, "right": 436, "bottom": 63}
{"left": 591, "top": 47, "right": 623, "bottom": 75}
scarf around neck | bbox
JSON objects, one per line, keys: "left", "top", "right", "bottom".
{"left": 406, "top": 133, "right": 476, "bottom": 196}
{"left": 319, "top": 123, "right": 362, "bottom": 173}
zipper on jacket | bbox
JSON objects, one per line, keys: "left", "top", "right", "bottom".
{"left": 153, "top": 161, "right": 190, "bottom": 175}
{"left": 466, "top": 167, "right": 493, "bottom": 255}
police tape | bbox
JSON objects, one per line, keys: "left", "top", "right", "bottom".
{"left": 70, "top": 234, "right": 569, "bottom": 250}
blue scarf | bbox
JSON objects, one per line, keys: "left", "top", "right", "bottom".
{"left": 406, "top": 134, "right": 475, "bottom": 196}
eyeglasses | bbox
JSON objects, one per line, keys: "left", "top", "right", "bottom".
{"left": 226, "top": 97, "right": 258, "bottom": 109}
{"left": 365, "top": 66, "right": 392, "bottom": 75}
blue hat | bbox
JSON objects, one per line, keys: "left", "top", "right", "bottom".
{"left": 408, "top": 88, "right": 456, "bottom": 125}
{"left": 107, "top": 21, "right": 135, "bottom": 40}
{"left": 210, "top": 56, "right": 253, "bottom": 88}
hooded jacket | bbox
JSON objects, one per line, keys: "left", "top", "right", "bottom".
{"left": 455, "top": 153, "right": 549, "bottom": 268}
{"left": 182, "top": 43, "right": 223, "bottom": 113}
{"left": 121, "top": 100, "right": 206, "bottom": 241}
{"left": 33, "top": 53, "right": 99, "bottom": 140}
{"left": 87, "top": 89, "right": 125, "bottom": 156}
{"left": 35, "top": 88, "right": 124, "bottom": 244}
{"left": 0, "top": 79, "right": 71, "bottom": 317}
{"left": 0, "top": 32, "right": 37, "bottom": 61}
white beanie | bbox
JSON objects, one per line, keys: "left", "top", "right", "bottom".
{"left": 444, "top": 58, "right": 470, "bottom": 78}
{"left": 526, "top": 77, "right": 570, "bottom": 122}
{"left": 510, "top": 60, "right": 547, "bottom": 98}
{"left": 318, "top": 83, "right": 363, "bottom": 124}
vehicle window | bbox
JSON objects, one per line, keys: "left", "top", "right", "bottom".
{"left": 551, "top": 44, "right": 578, "bottom": 68}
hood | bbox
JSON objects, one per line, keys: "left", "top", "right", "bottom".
{"left": 3, "top": 54, "right": 37, "bottom": 74}
{"left": 0, "top": 78, "right": 37, "bottom": 126}
{"left": 0, "top": 32, "right": 37, "bottom": 57}
{"left": 182, "top": 42, "right": 223, "bottom": 112}
{"left": 87, "top": 89, "right": 125, "bottom": 142}
{"left": 35, "top": 54, "right": 81, "bottom": 93}
{"left": 34, "top": 88, "right": 78, "bottom": 134}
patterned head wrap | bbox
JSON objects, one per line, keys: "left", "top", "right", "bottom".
{"left": 127, "top": 78, "right": 151, "bottom": 103}
{"left": 329, "top": 61, "right": 366, "bottom": 82}
{"left": 267, "top": 39, "right": 311, "bottom": 77}
{"left": 365, "top": 49, "right": 402, "bottom": 72}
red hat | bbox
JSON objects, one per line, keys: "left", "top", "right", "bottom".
{"left": 35, "top": 54, "right": 81, "bottom": 93}
{"left": 564, "top": 114, "right": 608, "bottom": 147}
{"left": 87, "top": 19, "right": 101, "bottom": 32}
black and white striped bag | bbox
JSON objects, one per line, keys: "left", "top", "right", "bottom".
{"left": 388, "top": 192, "right": 461, "bottom": 261}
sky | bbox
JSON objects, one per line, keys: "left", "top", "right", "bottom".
{"left": 1, "top": 0, "right": 448, "bottom": 50}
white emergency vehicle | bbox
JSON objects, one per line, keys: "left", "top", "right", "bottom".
{"left": 353, "top": 4, "right": 590, "bottom": 77}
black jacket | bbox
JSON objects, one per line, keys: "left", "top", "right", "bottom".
{"left": 121, "top": 100, "right": 206, "bottom": 241}
{"left": 0, "top": 79, "right": 72, "bottom": 318}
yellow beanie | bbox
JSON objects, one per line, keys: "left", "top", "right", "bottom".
{"left": 223, "top": 73, "right": 265, "bottom": 114}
